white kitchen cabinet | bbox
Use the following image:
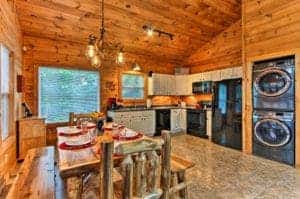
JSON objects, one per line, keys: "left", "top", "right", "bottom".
{"left": 149, "top": 73, "right": 176, "bottom": 96}
{"left": 202, "top": 72, "right": 212, "bottom": 81}
{"left": 171, "top": 109, "right": 187, "bottom": 132}
{"left": 206, "top": 110, "right": 212, "bottom": 139}
{"left": 175, "top": 75, "right": 190, "bottom": 95}
{"left": 232, "top": 66, "right": 243, "bottom": 79}
{"left": 151, "top": 73, "right": 161, "bottom": 95}
{"left": 209, "top": 70, "right": 221, "bottom": 81}
{"left": 148, "top": 77, "right": 154, "bottom": 96}
{"left": 220, "top": 68, "right": 234, "bottom": 80}
{"left": 108, "top": 110, "right": 155, "bottom": 136}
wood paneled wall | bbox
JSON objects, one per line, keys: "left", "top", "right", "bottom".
{"left": 0, "top": 0, "right": 22, "bottom": 181}
{"left": 22, "top": 36, "right": 176, "bottom": 115}
{"left": 242, "top": 0, "right": 300, "bottom": 165}
{"left": 185, "top": 20, "right": 242, "bottom": 73}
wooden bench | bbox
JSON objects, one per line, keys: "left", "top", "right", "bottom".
{"left": 7, "top": 147, "right": 55, "bottom": 199}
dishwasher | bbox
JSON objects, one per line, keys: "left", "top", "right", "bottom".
{"left": 155, "top": 109, "right": 170, "bottom": 136}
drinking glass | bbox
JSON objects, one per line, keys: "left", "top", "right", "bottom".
{"left": 81, "top": 119, "right": 88, "bottom": 132}
{"left": 89, "top": 128, "right": 97, "bottom": 143}
{"left": 112, "top": 123, "right": 119, "bottom": 137}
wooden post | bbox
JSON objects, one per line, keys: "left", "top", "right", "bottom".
{"left": 66, "top": 176, "right": 83, "bottom": 199}
{"left": 177, "top": 171, "right": 188, "bottom": 199}
{"left": 135, "top": 152, "right": 147, "bottom": 197}
{"left": 147, "top": 151, "right": 159, "bottom": 192}
{"left": 121, "top": 155, "right": 134, "bottom": 199}
{"left": 69, "top": 112, "right": 75, "bottom": 126}
{"left": 161, "top": 130, "right": 171, "bottom": 199}
{"left": 100, "top": 139, "right": 114, "bottom": 199}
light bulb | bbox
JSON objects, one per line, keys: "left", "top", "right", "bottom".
{"left": 116, "top": 51, "right": 124, "bottom": 63}
{"left": 90, "top": 54, "right": 101, "bottom": 68}
{"left": 85, "top": 44, "right": 97, "bottom": 59}
{"left": 147, "top": 28, "right": 154, "bottom": 37}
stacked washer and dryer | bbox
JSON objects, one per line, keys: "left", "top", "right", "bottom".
{"left": 252, "top": 56, "right": 295, "bottom": 166}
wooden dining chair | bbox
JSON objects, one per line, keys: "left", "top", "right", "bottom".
{"left": 69, "top": 112, "right": 94, "bottom": 126}
{"left": 114, "top": 130, "right": 171, "bottom": 199}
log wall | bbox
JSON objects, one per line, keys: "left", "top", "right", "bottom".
{"left": 22, "top": 36, "right": 175, "bottom": 115}
{"left": 0, "top": 0, "right": 22, "bottom": 182}
{"left": 242, "top": 0, "right": 300, "bottom": 165}
{"left": 185, "top": 20, "right": 242, "bottom": 73}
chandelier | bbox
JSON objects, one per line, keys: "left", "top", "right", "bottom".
{"left": 85, "top": 0, "right": 123, "bottom": 68}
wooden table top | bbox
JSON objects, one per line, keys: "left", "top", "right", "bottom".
{"left": 57, "top": 126, "right": 144, "bottom": 178}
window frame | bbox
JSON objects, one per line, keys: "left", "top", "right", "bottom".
{"left": 119, "top": 71, "right": 147, "bottom": 103}
{"left": 0, "top": 44, "right": 14, "bottom": 142}
{"left": 36, "top": 65, "right": 101, "bottom": 124}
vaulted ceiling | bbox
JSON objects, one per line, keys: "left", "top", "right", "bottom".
{"left": 15, "top": 0, "right": 241, "bottom": 64}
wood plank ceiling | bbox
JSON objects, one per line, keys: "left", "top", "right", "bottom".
{"left": 15, "top": 0, "right": 241, "bottom": 64}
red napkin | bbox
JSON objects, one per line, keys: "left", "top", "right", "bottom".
{"left": 59, "top": 141, "right": 95, "bottom": 150}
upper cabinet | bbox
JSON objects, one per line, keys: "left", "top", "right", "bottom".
{"left": 148, "top": 66, "right": 242, "bottom": 96}
{"left": 219, "top": 66, "right": 243, "bottom": 80}
{"left": 175, "top": 75, "right": 190, "bottom": 96}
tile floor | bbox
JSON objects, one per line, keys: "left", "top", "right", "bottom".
{"left": 172, "top": 135, "right": 300, "bottom": 199}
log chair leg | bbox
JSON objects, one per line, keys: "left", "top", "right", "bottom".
{"left": 171, "top": 172, "right": 178, "bottom": 199}
{"left": 177, "top": 171, "right": 187, "bottom": 199}
{"left": 66, "top": 175, "right": 83, "bottom": 199}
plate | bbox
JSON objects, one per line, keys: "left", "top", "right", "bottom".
{"left": 65, "top": 138, "right": 91, "bottom": 146}
{"left": 120, "top": 128, "right": 138, "bottom": 138}
{"left": 63, "top": 128, "right": 82, "bottom": 135}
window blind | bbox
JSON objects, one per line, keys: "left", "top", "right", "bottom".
{"left": 39, "top": 67, "right": 100, "bottom": 123}
{"left": 0, "top": 44, "right": 10, "bottom": 141}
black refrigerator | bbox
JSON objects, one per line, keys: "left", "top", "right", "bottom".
{"left": 212, "top": 78, "right": 242, "bottom": 150}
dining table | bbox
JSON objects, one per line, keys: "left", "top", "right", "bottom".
{"left": 56, "top": 125, "right": 146, "bottom": 197}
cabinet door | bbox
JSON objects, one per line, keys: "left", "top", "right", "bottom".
{"left": 158, "top": 74, "right": 166, "bottom": 95}
{"left": 220, "top": 68, "right": 233, "bottom": 80}
{"left": 152, "top": 74, "right": 161, "bottom": 95}
{"left": 179, "top": 109, "right": 187, "bottom": 130}
{"left": 130, "top": 116, "right": 142, "bottom": 132}
{"left": 175, "top": 75, "right": 186, "bottom": 95}
{"left": 148, "top": 77, "right": 153, "bottom": 96}
{"left": 210, "top": 70, "right": 221, "bottom": 81}
{"left": 168, "top": 75, "right": 176, "bottom": 95}
{"left": 171, "top": 109, "right": 180, "bottom": 131}
{"left": 232, "top": 67, "right": 243, "bottom": 78}
{"left": 206, "top": 110, "right": 212, "bottom": 138}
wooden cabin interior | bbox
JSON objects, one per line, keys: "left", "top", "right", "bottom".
{"left": 0, "top": 0, "right": 299, "bottom": 198}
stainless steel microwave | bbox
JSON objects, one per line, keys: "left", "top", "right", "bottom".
{"left": 192, "top": 81, "right": 213, "bottom": 94}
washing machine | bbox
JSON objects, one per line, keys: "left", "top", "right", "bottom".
{"left": 253, "top": 56, "right": 295, "bottom": 111}
{"left": 253, "top": 110, "right": 295, "bottom": 166}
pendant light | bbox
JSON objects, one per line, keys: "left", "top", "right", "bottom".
{"left": 85, "top": 0, "right": 126, "bottom": 68}
{"left": 85, "top": 35, "right": 97, "bottom": 59}
{"left": 85, "top": 0, "right": 106, "bottom": 69}
{"left": 116, "top": 48, "right": 124, "bottom": 64}
{"left": 132, "top": 63, "right": 142, "bottom": 71}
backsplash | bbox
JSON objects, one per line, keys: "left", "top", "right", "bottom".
{"left": 183, "top": 94, "right": 212, "bottom": 106}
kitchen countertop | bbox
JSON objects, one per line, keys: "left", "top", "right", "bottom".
{"left": 107, "top": 105, "right": 204, "bottom": 112}
{"left": 172, "top": 134, "right": 299, "bottom": 199}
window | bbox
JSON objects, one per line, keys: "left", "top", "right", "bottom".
{"left": 121, "top": 73, "right": 144, "bottom": 100}
{"left": 0, "top": 45, "right": 10, "bottom": 141}
{"left": 39, "top": 67, "right": 100, "bottom": 123}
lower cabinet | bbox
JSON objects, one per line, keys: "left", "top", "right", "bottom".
{"left": 206, "top": 110, "right": 212, "bottom": 138}
{"left": 171, "top": 109, "right": 187, "bottom": 132}
{"left": 109, "top": 108, "right": 188, "bottom": 136}
{"left": 17, "top": 117, "right": 46, "bottom": 160}
{"left": 108, "top": 110, "right": 155, "bottom": 136}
